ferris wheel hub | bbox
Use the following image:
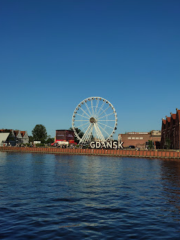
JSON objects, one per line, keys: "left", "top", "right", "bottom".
{"left": 90, "top": 117, "right": 97, "bottom": 123}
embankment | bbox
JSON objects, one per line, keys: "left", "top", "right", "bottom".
{"left": 0, "top": 147, "right": 180, "bottom": 159}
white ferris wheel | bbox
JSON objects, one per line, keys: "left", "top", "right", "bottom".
{"left": 72, "top": 97, "right": 118, "bottom": 144}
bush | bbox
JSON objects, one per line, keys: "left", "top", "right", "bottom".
{"left": 148, "top": 140, "right": 154, "bottom": 150}
{"left": 36, "top": 143, "right": 45, "bottom": 147}
{"left": 46, "top": 138, "right": 54, "bottom": 144}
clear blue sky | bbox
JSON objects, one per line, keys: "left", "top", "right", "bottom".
{"left": 0, "top": 0, "right": 180, "bottom": 139}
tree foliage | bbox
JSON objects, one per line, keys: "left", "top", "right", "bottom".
{"left": 69, "top": 127, "right": 84, "bottom": 143}
{"left": 148, "top": 140, "right": 154, "bottom": 149}
{"left": 165, "top": 138, "right": 171, "bottom": 149}
{"left": 29, "top": 136, "right": 34, "bottom": 143}
{"left": 46, "top": 137, "right": 54, "bottom": 144}
{"left": 32, "top": 124, "right": 47, "bottom": 143}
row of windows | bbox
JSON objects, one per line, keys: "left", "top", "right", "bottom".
{"left": 127, "top": 137, "right": 143, "bottom": 140}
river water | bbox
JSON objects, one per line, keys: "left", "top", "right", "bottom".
{"left": 0, "top": 152, "right": 180, "bottom": 239}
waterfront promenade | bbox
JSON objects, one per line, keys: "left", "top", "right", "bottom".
{"left": 1, "top": 146, "right": 180, "bottom": 159}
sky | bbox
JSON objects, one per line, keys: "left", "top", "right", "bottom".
{"left": 0, "top": 0, "right": 180, "bottom": 139}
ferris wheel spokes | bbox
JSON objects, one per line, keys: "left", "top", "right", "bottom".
{"left": 98, "top": 124, "right": 112, "bottom": 139}
{"left": 91, "top": 99, "right": 95, "bottom": 116}
{"left": 79, "top": 107, "right": 91, "bottom": 118}
{"left": 76, "top": 113, "right": 90, "bottom": 119}
{"left": 75, "top": 120, "right": 89, "bottom": 121}
{"left": 72, "top": 97, "right": 118, "bottom": 143}
{"left": 97, "top": 105, "right": 111, "bottom": 119}
{"left": 84, "top": 101, "right": 92, "bottom": 116}
{"left": 94, "top": 123, "right": 105, "bottom": 141}
{"left": 80, "top": 124, "right": 93, "bottom": 143}
{"left": 98, "top": 112, "right": 114, "bottom": 120}
{"left": 96, "top": 100, "right": 106, "bottom": 117}
{"left": 76, "top": 122, "right": 90, "bottom": 129}
{"left": 94, "top": 98, "right": 100, "bottom": 118}
{"left": 98, "top": 120, "right": 115, "bottom": 121}
{"left": 98, "top": 121, "right": 114, "bottom": 129}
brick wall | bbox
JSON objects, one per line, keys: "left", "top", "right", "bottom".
{"left": 161, "top": 110, "right": 180, "bottom": 149}
{"left": 119, "top": 133, "right": 161, "bottom": 149}
{"left": 0, "top": 147, "right": 180, "bottom": 159}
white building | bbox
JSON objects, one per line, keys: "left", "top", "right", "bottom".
{"left": 0, "top": 129, "right": 29, "bottom": 145}
{"left": 0, "top": 133, "right": 10, "bottom": 146}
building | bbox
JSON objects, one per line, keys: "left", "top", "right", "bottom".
{"left": 0, "top": 132, "right": 10, "bottom": 146}
{"left": 13, "top": 130, "right": 29, "bottom": 144}
{"left": 0, "top": 129, "right": 29, "bottom": 145}
{"left": 55, "top": 130, "right": 75, "bottom": 143}
{"left": 161, "top": 108, "right": 180, "bottom": 149}
{"left": 118, "top": 131, "right": 161, "bottom": 149}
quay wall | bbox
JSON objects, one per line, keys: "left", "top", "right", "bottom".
{"left": 0, "top": 147, "right": 180, "bottom": 159}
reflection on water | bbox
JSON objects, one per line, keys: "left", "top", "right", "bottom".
{"left": 0, "top": 152, "right": 180, "bottom": 239}
{"left": 160, "top": 160, "right": 180, "bottom": 220}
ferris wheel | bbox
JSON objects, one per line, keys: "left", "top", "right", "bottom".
{"left": 72, "top": 97, "right": 118, "bottom": 143}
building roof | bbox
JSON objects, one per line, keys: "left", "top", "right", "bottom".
{"left": 0, "top": 129, "right": 28, "bottom": 138}
{"left": 162, "top": 119, "right": 166, "bottom": 125}
{"left": 13, "top": 131, "right": 19, "bottom": 137}
{"left": 126, "top": 132, "right": 149, "bottom": 134}
{"left": 177, "top": 110, "right": 180, "bottom": 120}
{"left": 166, "top": 117, "right": 171, "bottom": 122}
{"left": 21, "top": 131, "right": 26, "bottom": 137}
{"left": 56, "top": 129, "right": 74, "bottom": 131}
{"left": 0, "top": 133, "right": 10, "bottom": 144}
{"left": 171, "top": 114, "right": 176, "bottom": 120}
{"left": 0, "top": 129, "right": 12, "bottom": 133}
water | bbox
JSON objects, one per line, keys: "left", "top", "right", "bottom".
{"left": 0, "top": 152, "right": 180, "bottom": 239}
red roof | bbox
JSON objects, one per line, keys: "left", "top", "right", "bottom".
{"left": 166, "top": 117, "right": 171, "bottom": 122}
{"left": 21, "top": 131, "right": 26, "bottom": 137}
{"left": 0, "top": 129, "right": 13, "bottom": 132}
{"left": 14, "top": 131, "right": 19, "bottom": 137}
{"left": 162, "top": 119, "right": 166, "bottom": 125}
{"left": 177, "top": 110, "right": 180, "bottom": 121}
{"left": 171, "top": 114, "right": 176, "bottom": 120}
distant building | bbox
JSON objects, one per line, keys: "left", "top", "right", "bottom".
{"left": 0, "top": 132, "right": 10, "bottom": 146}
{"left": 161, "top": 108, "right": 180, "bottom": 149}
{"left": 118, "top": 131, "right": 161, "bottom": 149}
{"left": 13, "top": 130, "right": 29, "bottom": 144}
{"left": 0, "top": 129, "right": 29, "bottom": 145}
{"left": 55, "top": 130, "right": 75, "bottom": 143}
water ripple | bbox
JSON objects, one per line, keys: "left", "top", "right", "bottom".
{"left": 0, "top": 153, "right": 180, "bottom": 239}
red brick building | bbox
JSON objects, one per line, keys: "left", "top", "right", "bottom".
{"left": 118, "top": 131, "right": 161, "bottom": 149}
{"left": 55, "top": 130, "right": 75, "bottom": 143}
{"left": 161, "top": 109, "right": 180, "bottom": 149}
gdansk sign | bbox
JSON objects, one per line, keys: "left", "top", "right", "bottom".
{"left": 90, "top": 140, "right": 123, "bottom": 149}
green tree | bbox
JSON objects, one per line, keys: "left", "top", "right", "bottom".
{"left": 29, "top": 136, "right": 34, "bottom": 143}
{"left": 69, "top": 127, "right": 84, "bottom": 143}
{"left": 165, "top": 138, "right": 171, "bottom": 149}
{"left": 148, "top": 140, "right": 154, "bottom": 149}
{"left": 46, "top": 137, "right": 54, "bottom": 144}
{"left": 32, "top": 124, "right": 47, "bottom": 143}
{"left": 90, "top": 133, "right": 94, "bottom": 141}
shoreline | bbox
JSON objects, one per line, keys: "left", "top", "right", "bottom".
{"left": 0, "top": 146, "right": 180, "bottom": 159}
